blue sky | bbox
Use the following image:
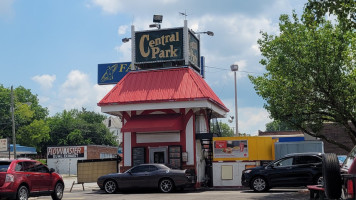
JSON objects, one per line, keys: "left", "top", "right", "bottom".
{"left": 0, "top": 0, "right": 307, "bottom": 135}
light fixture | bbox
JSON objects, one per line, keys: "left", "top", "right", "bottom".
{"left": 149, "top": 24, "right": 161, "bottom": 29}
{"left": 153, "top": 15, "right": 163, "bottom": 23}
{"left": 228, "top": 116, "right": 234, "bottom": 123}
{"left": 149, "top": 14, "right": 163, "bottom": 29}
{"left": 122, "top": 38, "right": 131, "bottom": 43}
{"left": 192, "top": 30, "right": 214, "bottom": 37}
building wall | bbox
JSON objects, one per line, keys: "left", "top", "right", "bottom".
{"left": 213, "top": 161, "right": 256, "bottom": 187}
{"left": 47, "top": 146, "right": 87, "bottom": 175}
{"left": 87, "top": 145, "right": 118, "bottom": 159}
{"left": 47, "top": 145, "right": 118, "bottom": 175}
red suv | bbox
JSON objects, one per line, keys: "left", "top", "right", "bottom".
{"left": 0, "top": 159, "right": 64, "bottom": 200}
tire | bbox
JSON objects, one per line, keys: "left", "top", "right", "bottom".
{"left": 104, "top": 179, "right": 117, "bottom": 194}
{"left": 51, "top": 182, "right": 64, "bottom": 200}
{"left": 159, "top": 178, "right": 174, "bottom": 193}
{"left": 322, "top": 153, "right": 342, "bottom": 199}
{"left": 251, "top": 176, "right": 269, "bottom": 192}
{"left": 16, "top": 185, "right": 29, "bottom": 200}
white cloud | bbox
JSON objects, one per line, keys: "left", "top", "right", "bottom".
{"left": 0, "top": 0, "right": 14, "bottom": 18}
{"left": 114, "top": 42, "right": 131, "bottom": 61}
{"left": 118, "top": 25, "right": 128, "bottom": 35}
{"left": 32, "top": 74, "right": 56, "bottom": 90}
{"left": 222, "top": 106, "right": 272, "bottom": 135}
{"left": 55, "top": 70, "right": 115, "bottom": 113}
{"left": 91, "top": 0, "right": 123, "bottom": 14}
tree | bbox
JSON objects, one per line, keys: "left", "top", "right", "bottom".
{"left": 305, "top": 0, "right": 355, "bottom": 30}
{"left": 210, "top": 121, "right": 235, "bottom": 137}
{"left": 45, "top": 108, "right": 118, "bottom": 153}
{"left": 249, "top": 10, "right": 355, "bottom": 151}
{"left": 17, "top": 119, "right": 50, "bottom": 152}
{"left": 0, "top": 85, "right": 49, "bottom": 152}
{"left": 265, "top": 120, "right": 297, "bottom": 132}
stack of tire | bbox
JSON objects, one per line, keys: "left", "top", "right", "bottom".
{"left": 323, "top": 153, "right": 342, "bottom": 199}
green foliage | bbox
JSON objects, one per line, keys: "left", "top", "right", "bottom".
{"left": 0, "top": 85, "right": 49, "bottom": 152}
{"left": 45, "top": 108, "right": 117, "bottom": 153}
{"left": 305, "top": 0, "right": 355, "bottom": 30}
{"left": 17, "top": 119, "right": 50, "bottom": 152}
{"left": 249, "top": 9, "right": 356, "bottom": 151}
{"left": 265, "top": 120, "right": 297, "bottom": 132}
{"left": 211, "top": 121, "right": 235, "bottom": 137}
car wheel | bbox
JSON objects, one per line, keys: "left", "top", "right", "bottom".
{"left": 159, "top": 178, "right": 174, "bottom": 193}
{"left": 51, "top": 182, "right": 64, "bottom": 200}
{"left": 323, "top": 153, "right": 342, "bottom": 199}
{"left": 16, "top": 185, "right": 29, "bottom": 200}
{"left": 251, "top": 176, "right": 269, "bottom": 192}
{"left": 104, "top": 179, "right": 117, "bottom": 194}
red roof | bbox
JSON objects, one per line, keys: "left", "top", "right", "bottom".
{"left": 98, "top": 67, "right": 228, "bottom": 112}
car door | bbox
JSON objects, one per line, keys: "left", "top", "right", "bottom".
{"left": 266, "top": 156, "right": 299, "bottom": 187}
{"left": 292, "top": 155, "right": 322, "bottom": 185}
{"left": 121, "top": 165, "right": 150, "bottom": 189}
{"left": 24, "top": 161, "right": 42, "bottom": 192}
{"left": 33, "top": 162, "right": 52, "bottom": 192}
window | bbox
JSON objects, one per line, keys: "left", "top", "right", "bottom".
{"left": 15, "top": 162, "right": 25, "bottom": 172}
{"left": 34, "top": 163, "right": 49, "bottom": 173}
{"left": 148, "top": 165, "right": 158, "bottom": 172}
{"left": 294, "top": 156, "right": 321, "bottom": 165}
{"left": 0, "top": 161, "right": 11, "bottom": 172}
{"left": 130, "top": 165, "right": 150, "bottom": 173}
{"left": 274, "top": 157, "right": 293, "bottom": 167}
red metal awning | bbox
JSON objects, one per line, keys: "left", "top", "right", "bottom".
{"left": 121, "top": 114, "right": 183, "bottom": 133}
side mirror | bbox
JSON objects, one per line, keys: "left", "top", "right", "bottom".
{"left": 128, "top": 171, "right": 132, "bottom": 175}
{"left": 49, "top": 168, "right": 55, "bottom": 173}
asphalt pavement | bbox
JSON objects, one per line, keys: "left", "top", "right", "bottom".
{"left": 62, "top": 175, "right": 99, "bottom": 192}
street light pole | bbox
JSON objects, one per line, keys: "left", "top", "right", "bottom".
{"left": 11, "top": 86, "right": 16, "bottom": 159}
{"left": 230, "top": 64, "right": 239, "bottom": 136}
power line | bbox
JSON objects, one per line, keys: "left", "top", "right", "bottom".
{"left": 205, "top": 65, "right": 264, "bottom": 75}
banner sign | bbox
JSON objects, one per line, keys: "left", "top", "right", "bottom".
{"left": 0, "top": 138, "right": 8, "bottom": 151}
{"left": 98, "top": 62, "right": 131, "bottom": 85}
{"left": 213, "top": 139, "right": 248, "bottom": 159}
{"left": 47, "top": 146, "right": 85, "bottom": 159}
{"left": 135, "top": 28, "right": 184, "bottom": 64}
{"left": 188, "top": 31, "right": 200, "bottom": 69}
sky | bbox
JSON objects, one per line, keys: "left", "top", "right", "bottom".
{"left": 0, "top": 0, "right": 308, "bottom": 135}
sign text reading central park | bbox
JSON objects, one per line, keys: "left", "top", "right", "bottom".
{"left": 135, "top": 28, "right": 183, "bottom": 63}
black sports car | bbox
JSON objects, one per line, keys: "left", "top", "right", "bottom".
{"left": 97, "top": 164, "right": 196, "bottom": 193}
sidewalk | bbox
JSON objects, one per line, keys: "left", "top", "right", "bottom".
{"left": 61, "top": 175, "right": 100, "bottom": 192}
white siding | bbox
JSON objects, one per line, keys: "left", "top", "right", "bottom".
{"left": 136, "top": 132, "right": 180, "bottom": 143}
{"left": 185, "top": 116, "right": 194, "bottom": 165}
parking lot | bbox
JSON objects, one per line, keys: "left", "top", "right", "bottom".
{"left": 29, "top": 176, "right": 310, "bottom": 200}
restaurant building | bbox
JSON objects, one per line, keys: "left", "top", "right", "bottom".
{"left": 97, "top": 19, "right": 230, "bottom": 186}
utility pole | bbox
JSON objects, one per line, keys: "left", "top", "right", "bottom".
{"left": 11, "top": 86, "right": 16, "bottom": 159}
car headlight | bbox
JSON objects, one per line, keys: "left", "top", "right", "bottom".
{"left": 243, "top": 170, "right": 252, "bottom": 173}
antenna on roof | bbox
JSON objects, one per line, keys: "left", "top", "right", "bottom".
{"left": 179, "top": 11, "right": 187, "bottom": 20}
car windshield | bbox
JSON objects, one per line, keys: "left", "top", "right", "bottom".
{"left": 0, "top": 161, "right": 11, "bottom": 172}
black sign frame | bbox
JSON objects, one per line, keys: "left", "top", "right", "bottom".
{"left": 135, "top": 28, "right": 184, "bottom": 64}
